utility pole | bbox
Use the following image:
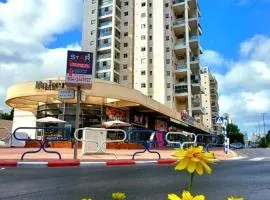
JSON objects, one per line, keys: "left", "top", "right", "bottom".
{"left": 262, "top": 113, "right": 266, "bottom": 136}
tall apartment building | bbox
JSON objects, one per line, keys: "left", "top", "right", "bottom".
{"left": 201, "top": 67, "right": 219, "bottom": 133}
{"left": 82, "top": 0, "right": 205, "bottom": 120}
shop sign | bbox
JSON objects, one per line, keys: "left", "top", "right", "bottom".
{"left": 66, "top": 50, "right": 93, "bottom": 85}
{"left": 132, "top": 113, "right": 148, "bottom": 128}
{"left": 80, "top": 91, "right": 87, "bottom": 102}
{"left": 106, "top": 107, "right": 127, "bottom": 122}
{"left": 58, "top": 88, "right": 75, "bottom": 99}
{"left": 35, "top": 80, "right": 65, "bottom": 91}
{"left": 155, "top": 119, "right": 168, "bottom": 132}
{"left": 180, "top": 111, "right": 196, "bottom": 125}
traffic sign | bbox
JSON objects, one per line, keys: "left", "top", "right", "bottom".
{"left": 215, "top": 116, "right": 224, "bottom": 124}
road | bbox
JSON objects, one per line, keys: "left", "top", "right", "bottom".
{"left": 0, "top": 150, "right": 270, "bottom": 200}
{"left": 234, "top": 148, "right": 270, "bottom": 161}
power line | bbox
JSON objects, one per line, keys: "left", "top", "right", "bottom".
{"left": 262, "top": 113, "right": 266, "bottom": 135}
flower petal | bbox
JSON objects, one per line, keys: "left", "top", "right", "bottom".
{"left": 201, "top": 160, "right": 212, "bottom": 174}
{"left": 182, "top": 191, "right": 193, "bottom": 199}
{"left": 175, "top": 158, "right": 189, "bottom": 171}
{"left": 194, "top": 195, "right": 206, "bottom": 200}
{"left": 187, "top": 161, "right": 196, "bottom": 173}
{"left": 168, "top": 193, "right": 181, "bottom": 200}
{"left": 195, "top": 163, "right": 203, "bottom": 176}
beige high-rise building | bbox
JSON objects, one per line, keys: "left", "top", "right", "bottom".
{"left": 82, "top": 0, "right": 205, "bottom": 120}
{"left": 201, "top": 67, "right": 219, "bottom": 133}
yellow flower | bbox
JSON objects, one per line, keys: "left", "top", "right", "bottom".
{"left": 112, "top": 192, "right": 126, "bottom": 200}
{"left": 227, "top": 197, "right": 244, "bottom": 200}
{"left": 172, "top": 146, "right": 214, "bottom": 175}
{"left": 168, "top": 191, "right": 205, "bottom": 200}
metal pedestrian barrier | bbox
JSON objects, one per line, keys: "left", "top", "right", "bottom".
{"left": 128, "top": 129, "right": 161, "bottom": 160}
{"left": 165, "top": 132, "right": 197, "bottom": 149}
{"left": 195, "top": 134, "right": 219, "bottom": 152}
{"left": 13, "top": 127, "right": 71, "bottom": 160}
{"left": 74, "top": 128, "right": 127, "bottom": 160}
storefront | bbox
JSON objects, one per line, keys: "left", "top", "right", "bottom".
{"left": 5, "top": 77, "right": 209, "bottom": 146}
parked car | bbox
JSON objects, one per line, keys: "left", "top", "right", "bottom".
{"left": 230, "top": 142, "right": 244, "bottom": 149}
{"left": 248, "top": 143, "right": 257, "bottom": 148}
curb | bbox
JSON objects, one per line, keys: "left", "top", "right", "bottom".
{"left": 0, "top": 159, "right": 178, "bottom": 168}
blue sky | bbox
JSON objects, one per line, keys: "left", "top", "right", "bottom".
{"left": 0, "top": 0, "right": 269, "bottom": 136}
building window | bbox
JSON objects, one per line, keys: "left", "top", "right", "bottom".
{"left": 123, "top": 75, "right": 128, "bottom": 80}
{"left": 141, "top": 71, "right": 146, "bottom": 75}
{"left": 166, "top": 47, "right": 170, "bottom": 52}
{"left": 149, "top": 35, "right": 152, "bottom": 40}
{"left": 141, "top": 35, "right": 146, "bottom": 40}
{"left": 91, "top": 20, "right": 95, "bottom": 24}
{"left": 141, "top": 13, "right": 146, "bottom": 18}
{"left": 124, "top": 12, "right": 128, "bottom": 16}
{"left": 149, "top": 59, "right": 152, "bottom": 64}
{"left": 141, "top": 2, "right": 146, "bottom": 7}
{"left": 141, "top": 47, "right": 146, "bottom": 51}
{"left": 149, "top": 83, "right": 152, "bottom": 88}
{"left": 91, "top": 30, "right": 95, "bottom": 35}
{"left": 90, "top": 41, "right": 94, "bottom": 46}
{"left": 141, "top": 83, "right": 146, "bottom": 88}
{"left": 124, "top": 22, "right": 128, "bottom": 26}
{"left": 149, "top": 47, "right": 152, "bottom": 52}
{"left": 149, "top": 24, "right": 152, "bottom": 29}
{"left": 166, "top": 25, "right": 169, "bottom": 29}
{"left": 150, "top": 71, "right": 152, "bottom": 76}
{"left": 124, "top": 54, "right": 128, "bottom": 58}
{"left": 92, "top": 9, "right": 96, "bottom": 14}
{"left": 166, "top": 36, "right": 169, "bottom": 41}
{"left": 165, "top": 14, "right": 169, "bottom": 18}
{"left": 149, "top": 13, "right": 152, "bottom": 18}
{"left": 124, "top": 1, "right": 128, "bottom": 6}
{"left": 141, "top": 58, "right": 146, "bottom": 64}
{"left": 166, "top": 59, "right": 170, "bottom": 64}
{"left": 124, "top": 43, "right": 128, "bottom": 47}
{"left": 124, "top": 32, "right": 128, "bottom": 36}
{"left": 167, "top": 96, "right": 171, "bottom": 101}
{"left": 123, "top": 64, "right": 128, "bottom": 69}
{"left": 166, "top": 71, "right": 170, "bottom": 76}
{"left": 92, "top": 0, "right": 96, "bottom": 3}
{"left": 149, "top": 3, "right": 152, "bottom": 7}
{"left": 167, "top": 83, "right": 171, "bottom": 88}
{"left": 141, "top": 24, "right": 146, "bottom": 29}
{"left": 165, "top": 3, "right": 169, "bottom": 7}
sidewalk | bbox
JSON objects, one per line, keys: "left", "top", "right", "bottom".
{"left": 0, "top": 147, "right": 237, "bottom": 167}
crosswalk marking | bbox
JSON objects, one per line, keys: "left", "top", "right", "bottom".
{"left": 249, "top": 157, "right": 268, "bottom": 161}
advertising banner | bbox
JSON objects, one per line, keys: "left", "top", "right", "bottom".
{"left": 66, "top": 50, "right": 93, "bottom": 85}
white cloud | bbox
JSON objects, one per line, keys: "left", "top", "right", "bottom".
{"left": 200, "top": 50, "right": 225, "bottom": 67}
{"left": 213, "top": 35, "right": 270, "bottom": 133}
{"left": 0, "top": 0, "right": 83, "bottom": 111}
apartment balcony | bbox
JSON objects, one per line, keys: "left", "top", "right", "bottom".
{"left": 97, "top": 53, "right": 111, "bottom": 61}
{"left": 191, "top": 78, "right": 204, "bottom": 94}
{"left": 192, "top": 100, "right": 206, "bottom": 115}
{"left": 174, "top": 64, "right": 188, "bottom": 75}
{"left": 98, "top": 10, "right": 113, "bottom": 19}
{"left": 174, "top": 87, "right": 188, "bottom": 100}
{"left": 174, "top": 38, "right": 187, "bottom": 56}
{"left": 172, "top": 0, "right": 185, "bottom": 15}
{"left": 190, "top": 57, "right": 201, "bottom": 74}
{"left": 98, "top": 41, "right": 112, "bottom": 52}
{"left": 98, "top": 31, "right": 112, "bottom": 38}
{"left": 98, "top": 21, "right": 112, "bottom": 28}
{"left": 99, "top": 0, "right": 113, "bottom": 7}
{"left": 189, "top": 35, "right": 202, "bottom": 52}
{"left": 96, "top": 65, "right": 111, "bottom": 71}
{"left": 173, "top": 18, "right": 185, "bottom": 35}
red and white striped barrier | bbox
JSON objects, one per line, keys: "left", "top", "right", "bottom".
{"left": 0, "top": 159, "right": 178, "bottom": 168}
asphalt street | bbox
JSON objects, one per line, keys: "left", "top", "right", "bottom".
{"left": 234, "top": 148, "right": 270, "bottom": 161}
{"left": 1, "top": 158, "right": 270, "bottom": 200}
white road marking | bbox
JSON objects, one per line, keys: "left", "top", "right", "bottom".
{"left": 249, "top": 157, "right": 267, "bottom": 161}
